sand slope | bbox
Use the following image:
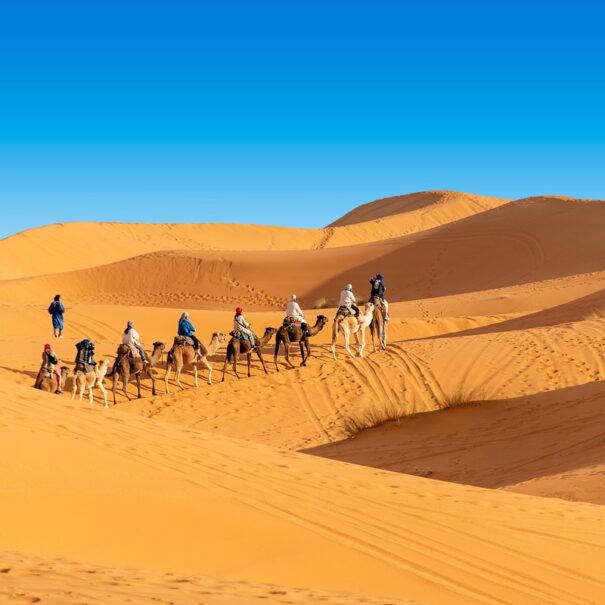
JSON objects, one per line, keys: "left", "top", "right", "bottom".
{"left": 2, "top": 190, "right": 605, "bottom": 603}
{"left": 2, "top": 380, "right": 605, "bottom": 605}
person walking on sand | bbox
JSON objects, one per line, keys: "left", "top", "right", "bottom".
{"left": 48, "top": 294, "right": 65, "bottom": 338}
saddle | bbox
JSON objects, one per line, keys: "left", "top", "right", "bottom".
{"left": 173, "top": 335, "right": 194, "bottom": 347}
{"left": 283, "top": 316, "right": 302, "bottom": 330}
{"left": 336, "top": 305, "right": 353, "bottom": 318}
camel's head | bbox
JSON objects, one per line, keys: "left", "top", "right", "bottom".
{"left": 315, "top": 315, "right": 329, "bottom": 327}
{"left": 212, "top": 332, "right": 228, "bottom": 343}
{"left": 263, "top": 327, "right": 277, "bottom": 338}
{"left": 152, "top": 341, "right": 166, "bottom": 351}
{"left": 60, "top": 365, "right": 71, "bottom": 377}
{"left": 363, "top": 302, "right": 375, "bottom": 314}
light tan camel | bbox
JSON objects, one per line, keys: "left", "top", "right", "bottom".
{"left": 331, "top": 302, "right": 375, "bottom": 360}
{"left": 34, "top": 366, "right": 70, "bottom": 394}
{"left": 274, "top": 315, "right": 329, "bottom": 371}
{"left": 71, "top": 359, "right": 110, "bottom": 407}
{"left": 369, "top": 296, "right": 388, "bottom": 351}
{"left": 222, "top": 327, "right": 276, "bottom": 381}
{"left": 165, "top": 332, "right": 227, "bottom": 392}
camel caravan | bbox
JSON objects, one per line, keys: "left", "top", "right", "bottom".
{"left": 33, "top": 275, "right": 390, "bottom": 406}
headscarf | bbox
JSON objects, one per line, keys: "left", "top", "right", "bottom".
{"left": 291, "top": 294, "right": 297, "bottom": 301}
{"left": 235, "top": 307, "right": 243, "bottom": 315}
{"left": 180, "top": 312, "right": 189, "bottom": 320}
{"left": 44, "top": 343, "right": 51, "bottom": 351}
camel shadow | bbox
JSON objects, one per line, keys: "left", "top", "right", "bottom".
{"left": 0, "top": 365, "right": 40, "bottom": 382}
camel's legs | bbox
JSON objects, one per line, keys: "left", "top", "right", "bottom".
{"left": 257, "top": 350, "right": 269, "bottom": 374}
{"left": 136, "top": 373, "right": 141, "bottom": 399}
{"left": 175, "top": 362, "right": 185, "bottom": 390}
{"left": 164, "top": 363, "right": 172, "bottom": 393}
{"left": 193, "top": 363, "right": 199, "bottom": 388}
{"left": 122, "top": 368, "right": 131, "bottom": 400}
{"left": 97, "top": 380, "right": 108, "bottom": 408}
{"left": 88, "top": 385, "right": 94, "bottom": 406}
{"left": 274, "top": 339, "right": 281, "bottom": 372}
{"left": 147, "top": 367, "right": 157, "bottom": 396}
{"left": 299, "top": 341, "right": 306, "bottom": 366}
{"left": 112, "top": 373, "right": 119, "bottom": 406}
{"left": 201, "top": 358, "right": 213, "bottom": 385}
{"left": 357, "top": 328, "right": 366, "bottom": 358}
{"left": 233, "top": 350, "right": 240, "bottom": 379}
{"left": 284, "top": 340, "right": 295, "bottom": 369}
{"left": 344, "top": 330, "right": 355, "bottom": 358}
{"left": 221, "top": 355, "right": 229, "bottom": 382}
{"left": 303, "top": 339, "right": 311, "bottom": 365}
{"left": 247, "top": 352, "right": 252, "bottom": 377}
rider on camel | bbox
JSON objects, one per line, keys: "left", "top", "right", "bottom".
{"left": 41, "top": 343, "right": 62, "bottom": 394}
{"left": 234, "top": 307, "right": 256, "bottom": 348}
{"left": 369, "top": 273, "right": 390, "bottom": 321}
{"left": 339, "top": 284, "right": 360, "bottom": 317}
{"left": 122, "top": 320, "right": 148, "bottom": 363}
{"left": 285, "top": 294, "right": 307, "bottom": 332}
{"left": 178, "top": 312, "right": 201, "bottom": 350}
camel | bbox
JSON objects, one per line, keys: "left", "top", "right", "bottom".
{"left": 164, "top": 332, "right": 227, "bottom": 393}
{"left": 274, "top": 315, "right": 329, "bottom": 371}
{"left": 222, "top": 327, "right": 276, "bottom": 381}
{"left": 109, "top": 341, "right": 164, "bottom": 405}
{"left": 34, "top": 365, "right": 70, "bottom": 394}
{"left": 71, "top": 359, "right": 110, "bottom": 407}
{"left": 369, "top": 296, "right": 388, "bottom": 351}
{"left": 331, "top": 302, "right": 375, "bottom": 360}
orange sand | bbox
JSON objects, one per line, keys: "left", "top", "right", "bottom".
{"left": 1, "top": 190, "right": 605, "bottom": 604}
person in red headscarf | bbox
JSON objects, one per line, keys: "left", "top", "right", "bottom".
{"left": 233, "top": 307, "right": 256, "bottom": 348}
{"left": 41, "top": 343, "right": 63, "bottom": 393}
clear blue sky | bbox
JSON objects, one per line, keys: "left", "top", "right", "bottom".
{"left": 1, "top": 0, "right": 604, "bottom": 238}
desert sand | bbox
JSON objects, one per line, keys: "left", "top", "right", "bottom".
{"left": 1, "top": 190, "right": 605, "bottom": 604}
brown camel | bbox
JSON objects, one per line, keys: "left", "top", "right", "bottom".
{"left": 164, "top": 332, "right": 227, "bottom": 393}
{"left": 369, "top": 296, "right": 388, "bottom": 352}
{"left": 71, "top": 359, "right": 110, "bottom": 407}
{"left": 222, "top": 327, "right": 276, "bottom": 381}
{"left": 274, "top": 315, "right": 329, "bottom": 371}
{"left": 109, "top": 341, "right": 164, "bottom": 405}
{"left": 34, "top": 365, "right": 70, "bottom": 394}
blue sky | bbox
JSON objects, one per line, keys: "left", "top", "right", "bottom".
{"left": 1, "top": 1, "right": 604, "bottom": 237}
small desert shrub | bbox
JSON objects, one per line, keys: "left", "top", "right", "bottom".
{"left": 343, "top": 401, "right": 409, "bottom": 437}
{"left": 437, "top": 387, "right": 485, "bottom": 410}
{"left": 314, "top": 297, "right": 337, "bottom": 309}
{"left": 585, "top": 307, "right": 605, "bottom": 320}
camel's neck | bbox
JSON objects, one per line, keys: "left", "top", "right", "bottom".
{"left": 206, "top": 338, "right": 222, "bottom": 354}
{"left": 259, "top": 333, "right": 273, "bottom": 346}
{"left": 150, "top": 349, "right": 163, "bottom": 362}
{"left": 308, "top": 323, "right": 325, "bottom": 336}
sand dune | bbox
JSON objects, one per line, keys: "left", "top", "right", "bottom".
{"left": 2, "top": 380, "right": 605, "bottom": 605}
{"left": 2, "top": 190, "right": 605, "bottom": 603}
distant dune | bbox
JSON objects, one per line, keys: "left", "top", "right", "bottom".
{"left": 2, "top": 190, "right": 605, "bottom": 604}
